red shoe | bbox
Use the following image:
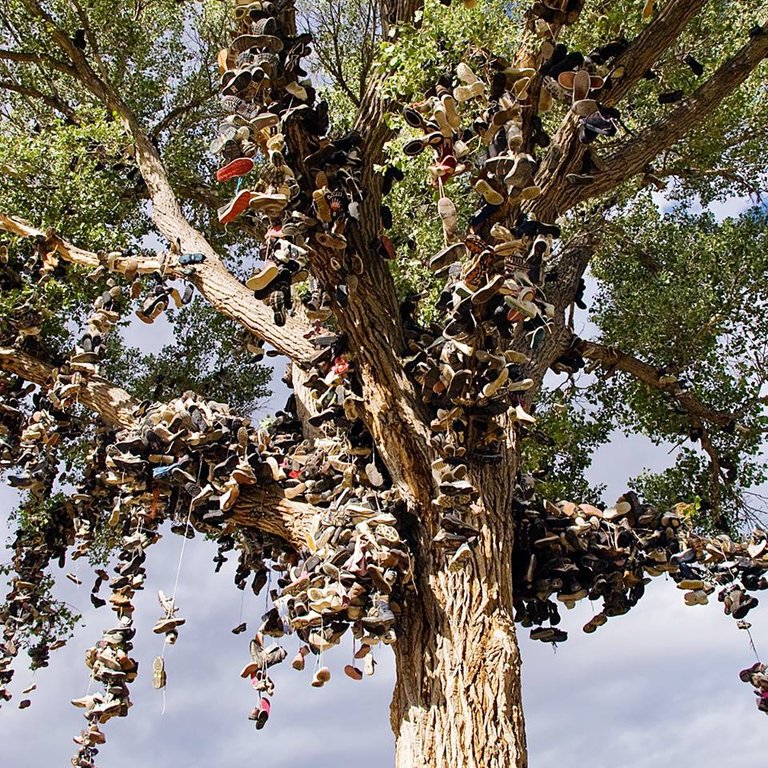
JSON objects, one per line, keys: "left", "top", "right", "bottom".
{"left": 216, "top": 156, "right": 254, "bottom": 183}
{"left": 217, "top": 189, "right": 251, "bottom": 224}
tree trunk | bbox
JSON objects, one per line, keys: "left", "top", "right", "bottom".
{"left": 391, "top": 442, "right": 528, "bottom": 767}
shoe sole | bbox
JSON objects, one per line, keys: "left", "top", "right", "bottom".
{"left": 218, "top": 190, "right": 251, "bottom": 224}
{"left": 216, "top": 157, "right": 254, "bottom": 182}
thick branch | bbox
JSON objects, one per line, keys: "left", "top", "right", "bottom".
{"left": 0, "top": 78, "right": 80, "bottom": 123}
{"left": 602, "top": 0, "right": 711, "bottom": 108}
{"left": 0, "top": 213, "right": 167, "bottom": 274}
{"left": 584, "top": 24, "right": 768, "bottom": 203}
{"left": 0, "top": 47, "right": 77, "bottom": 78}
{"left": 275, "top": 0, "right": 436, "bottom": 498}
{"left": 540, "top": 22, "right": 768, "bottom": 216}
{"left": 0, "top": 345, "right": 315, "bottom": 547}
{"left": 577, "top": 338, "right": 737, "bottom": 428}
{"left": 18, "top": 0, "right": 315, "bottom": 364}
{"left": 231, "top": 485, "right": 314, "bottom": 548}
{"left": 517, "top": 232, "right": 598, "bottom": 397}
{"left": 0, "top": 346, "right": 139, "bottom": 427}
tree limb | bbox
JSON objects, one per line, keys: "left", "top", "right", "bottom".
{"left": 0, "top": 213, "right": 164, "bottom": 275}
{"left": 549, "top": 22, "right": 768, "bottom": 214}
{"left": 0, "top": 47, "right": 78, "bottom": 78}
{"left": 528, "top": 0, "right": 711, "bottom": 221}
{"left": 10, "top": 1, "right": 318, "bottom": 364}
{"left": 576, "top": 337, "right": 737, "bottom": 428}
{"left": 0, "top": 78, "right": 80, "bottom": 124}
{"left": 0, "top": 346, "right": 139, "bottom": 427}
{"left": 0, "top": 345, "right": 316, "bottom": 548}
{"left": 149, "top": 87, "right": 217, "bottom": 139}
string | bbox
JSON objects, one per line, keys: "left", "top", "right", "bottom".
{"left": 168, "top": 502, "right": 192, "bottom": 617}
{"left": 237, "top": 586, "right": 245, "bottom": 625}
{"left": 745, "top": 625, "right": 761, "bottom": 663}
{"left": 318, "top": 614, "right": 324, "bottom": 673}
{"left": 157, "top": 494, "right": 194, "bottom": 716}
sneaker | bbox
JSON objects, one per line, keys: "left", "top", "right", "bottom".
{"left": 291, "top": 645, "right": 309, "bottom": 671}
{"left": 254, "top": 696, "right": 270, "bottom": 729}
{"left": 361, "top": 596, "right": 395, "bottom": 630}
{"left": 344, "top": 664, "right": 363, "bottom": 680}
{"left": 245, "top": 261, "right": 280, "bottom": 292}
{"left": 216, "top": 156, "right": 254, "bottom": 182}
{"left": 218, "top": 189, "right": 252, "bottom": 224}
{"left": 152, "top": 616, "right": 185, "bottom": 634}
{"left": 152, "top": 656, "right": 166, "bottom": 689}
{"left": 438, "top": 196, "right": 458, "bottom": 242}
{"left": 311, "top": 666, "right": 331, "bottom": 687}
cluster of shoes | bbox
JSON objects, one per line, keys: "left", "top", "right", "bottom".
{"left": 0, "top": 245, "right": 47, "bottom": 348}
{"left": 538, "top": 33, "right": 706, "bottom": 154}
{"left": 0, "top": 379, "right": 82, "bottom": 709}
{"left": 273, "top": 484, "right": 410, "bottom": 636}
{"left": 0, "top": 488, "right": 74, "bottom": 706}
{"left": 513, "top": 486, "right": 768, "bottom": 653}
{"left": 403, "top": 58, "right": 549, "bottom": 236}
{"left": 75, "top": 365, "right": 412, "bottom": 703}
{"left": 539, "top": 40, "right": 624, "bottom": 152}
{"left": 1, "top": 395, "right": 64, "bottom": 499}
{"left": 70, "top": 618, "right": 137, "bottom": 768}
{"left": 739, "top": 661, "right": 768, "bottom": 715}
{"left": 211, "top": 0, "right": 365, "bottom": 326}
{"left": 67, "top": 480, "right": 170, "bottom": 767}
{"left": 83, "top": 244, "right": 195, "bottom": 329}
{"left": 295, "top": 328, "right": 358, "bottom": 428}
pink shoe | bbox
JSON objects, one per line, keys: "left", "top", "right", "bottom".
{"left": 254, "top": 697, "right": 270, "bottom": 730}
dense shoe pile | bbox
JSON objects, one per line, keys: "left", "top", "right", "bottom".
{"left": 512, "top": 486, "right": 767, "bottom": 657}
{"left": 211, "top": 0, "right": 366, "bottom": 325}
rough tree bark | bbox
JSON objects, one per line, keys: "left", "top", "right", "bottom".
{"left": 393, "top": 451, "right": 526, "bottom": 767}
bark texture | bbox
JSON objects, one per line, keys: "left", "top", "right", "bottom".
{"left": 393, "top": 450, "right": 526, "bottom": 768}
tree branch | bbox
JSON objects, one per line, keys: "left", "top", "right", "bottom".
{"left": 0, "top": 214, "right": 164, "bottom": 274}
{"left": 602, "top": 0, "right": 711, "bottom": 108}
{"left": 0, "top": 345, "right": 316, "bottom": 548}
{"left": 12, "top": 1, "right": 317, "bottom": 364}
{"left": 549, "top": 22, "right": 768, "bottom": 214}
{"left": 528, "top": 0, "right": 712, "bottom": 221}
{"left": 0, "top": 346, "right": 139, "bottom": 427}
{"left": 149, "top": 87, "right": 217, "bottom": 140}
{"left": 0, "top": 78, "right": 80, "bottom": 124}
{"left": 576, "top": 338, "right": 737, "bottom": 428}
{"left": 696, "top": 419, "right": 723, "bottom": 516}
{"left": 517, "top": 232, "right": 598, "bottom": 397}
{"left": 0, "top": 47, "right": 78, "bottom": 78}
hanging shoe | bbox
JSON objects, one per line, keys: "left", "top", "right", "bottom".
{"left": 254, "top": 696, "right": 270, "bottom": 729}
{"left": 311, "top": 666, "right": 331, "bottom": 687}
{"left": 218, "top": 189, "right": 252, "bottom": 224}
{"left": 152, "top": 656, "right": 166, "bottom": 689}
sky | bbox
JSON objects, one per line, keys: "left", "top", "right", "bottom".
{"left": 1, "top": 195, "right": 766, "bottom": 766}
